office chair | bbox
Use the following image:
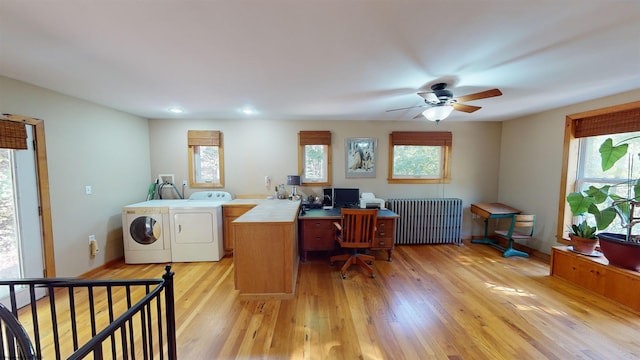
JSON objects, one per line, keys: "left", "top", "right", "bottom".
{"left": 329, "top": 208, "right": 378, "bottom": 279}
{"left": 494, "top": 214, "right": 536, "bottom": 257}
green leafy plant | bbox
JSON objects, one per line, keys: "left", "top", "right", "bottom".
{"left": 566, "top": 136, "right": 640, "bottom": 240}
{"left": 567, "top": 220, "right": 598, "bottom": 239}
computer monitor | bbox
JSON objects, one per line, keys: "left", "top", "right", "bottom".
{"left": 333, "top": 188, "right": 360, "bottom": 208}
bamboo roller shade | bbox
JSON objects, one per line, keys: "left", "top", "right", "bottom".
{"left": 390, "top": 131, "right": 452, "bottom": 146}
{"left": 574, "top": 107, "right": 640, "bottom": 138}
{"left": 188, "top": 130, "right": 221, "bottom": 146}
{"left": 299, "top": 131, "right": 331, "bottom": 145}
{"left": 0, "top": 120, "right": 28, "bottom": 149}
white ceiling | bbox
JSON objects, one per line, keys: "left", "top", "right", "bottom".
{"left": 1, "top": 0, "right": 639, "bottom": 122}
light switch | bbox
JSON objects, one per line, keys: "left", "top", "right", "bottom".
{"left": 85, "top": 185, "right": 92, "bottom": 195}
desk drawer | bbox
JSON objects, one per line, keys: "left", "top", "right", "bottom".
{"left": 374, "top": 219, "right": 394, "bottom": 249}
{"left": 301, "top": 219, "right": 335, "bottom": 250}
{"left": 376, "top": 219, "right": 393, "bottom": 238}
{"left": 373, "top": 239, "right": 392, "bottom": 248}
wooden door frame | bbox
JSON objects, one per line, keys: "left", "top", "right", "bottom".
{"left": 1, "top": 113, "right": 55, "bottom": 277}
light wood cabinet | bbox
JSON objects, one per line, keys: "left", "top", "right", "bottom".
{"left": 222, "top": 205, "right": 254, "bottom": 254}
{"left": 604, "top": 270, "right": 640, "bottom": 310}
{"left": 232, "top": 200, "right": 300, "bottom": 300}
{"left": 550, "top": 246, "right": 640, "bottom": 311}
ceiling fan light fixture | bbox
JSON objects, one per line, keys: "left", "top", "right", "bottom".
{"left": 423, "top": 104, "right": 454, "bottom": 122}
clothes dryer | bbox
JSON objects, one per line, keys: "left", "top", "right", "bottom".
{"left": 168, "top": 191, "right": 232, "bottom": 262}
{"left": 122, "top": 201, "right": 172, "bottom": 264}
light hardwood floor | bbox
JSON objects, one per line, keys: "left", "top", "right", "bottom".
{"left": 39, "top": 241, "right": 640, "bottom": 359}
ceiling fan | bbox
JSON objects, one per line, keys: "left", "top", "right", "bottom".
{"left": 386, "top": 83, "right": 503, "bottom": 122}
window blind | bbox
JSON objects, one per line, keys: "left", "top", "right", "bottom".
{"left": 187, "top": 130, "right": 221, "bottom": 146}
{"left": 574, "top": 107, "right": 640, "bottom": 138}
{"left": 299, "top": 131, "right": 331, "bottom": 145}
{"left": 390, "top": 131, "right": 452, "bottom": 146}
{"left": 0, "top": 120, "right": 28, "bottom": 149}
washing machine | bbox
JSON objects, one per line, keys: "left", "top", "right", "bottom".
{"left": 168, "top": 191, "right": 232, "bottom": 262}
{"left": 122, "top": 201, "right": 173, "bottom": 264}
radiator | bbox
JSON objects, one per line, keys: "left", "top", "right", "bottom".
{"left": 387, "top": 198, "right": 463, "bottom": 245}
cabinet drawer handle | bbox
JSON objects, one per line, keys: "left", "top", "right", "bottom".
{"left": 379, "top": 232, "right": 385, "bottom": 236}
{"left": 378, "top": 241, "right": 385, "bottom": 246}
{"left": 315, "top": 237, "right": 321, "bottom": 241}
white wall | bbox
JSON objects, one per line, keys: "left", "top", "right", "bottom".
{"left": 149, "top": 118, "right": 503, "bottom": 238}
{"left": 5, "top": 74, "right": 633, "bottom": 275}
{"left": 0, "top": 76, "right": 151, "bottom": 276}
{"left": 498, "top": 89, "right": 640, "bottom": 254}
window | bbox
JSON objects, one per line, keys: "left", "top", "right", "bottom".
{"left": 298, "top": 131, "right": 331, "bottom": 186}
{"left": 188, "top": 130, "right": 224, "bottom": 188}
{"left": 557, "top": 102, "right": 640, "bottom": 242}
{"left": 388, "top": 131, "right": 452, "bottom": 184}
{"left": 576, "top": 131, "right": 640, "bottom": 235}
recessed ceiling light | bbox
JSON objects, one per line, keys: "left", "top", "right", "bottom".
{"left": 168, "top": 107, "right": 183, "bottom": 114}
{"left": 240, "top": 105, "right": 258, "bottom": 115}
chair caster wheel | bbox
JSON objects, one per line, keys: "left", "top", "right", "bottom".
{"left": 341, "top": 274, "right": 346, "bottom": 279}
{"left": 367, "top": 261, "right": 373, "bottom": 265}
{"left": 370, "top": 274, "right": 376, "bottom": 278}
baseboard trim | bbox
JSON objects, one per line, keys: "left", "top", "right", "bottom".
{"left": 79, "top": 257, "right": 125, "bottom": 279}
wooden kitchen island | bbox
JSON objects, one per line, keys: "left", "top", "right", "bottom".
{"left": 231, "top": 199, "right": 301, "bottom": 300}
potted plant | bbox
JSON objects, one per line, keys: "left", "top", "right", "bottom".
{"left": 567, "top": 220, "right": 599, "bottom": 254}
{"left": 566, "top": 135, "right": 640, "bottom": 270}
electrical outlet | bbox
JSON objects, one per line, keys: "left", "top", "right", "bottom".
{"left": 182, "top": 180, "right": 188, "bottom": 186}
{"left": 158, "top": 174, "right": 175, "bottom": 184}
{"left": 85, "top": 185, "right": 92, "bottom": 195}
{"left": 90, "top": 240, "right": 99, "bottom": 256}
{"left": 89, "top": 235, "right": 98, "bottom": 256}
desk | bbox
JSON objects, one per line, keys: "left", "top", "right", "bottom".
{"left": 299, "top": 208, "right": 399, "bottom": 262}
{"left": 470, "top": 202, "right": 525, "bottom": 257}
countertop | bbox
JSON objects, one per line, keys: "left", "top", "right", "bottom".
{"left": 227, "top": 199, "right": 301, "bottom": 223}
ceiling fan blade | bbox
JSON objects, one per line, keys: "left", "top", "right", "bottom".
{"left": 417, "top": 91, "right": 439, "bottom": 103}
{"left": 453, "top": 103, "right": 482, "bottom": 113}
{"left": 454, "top": 88, "right": 502, "bottom": 103}
{"left": 386, "top": 104, "right": 427, "bottom": 112}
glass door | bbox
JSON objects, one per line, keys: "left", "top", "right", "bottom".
{"left": 0, "top": 125, "right": 45, "bottom": 309}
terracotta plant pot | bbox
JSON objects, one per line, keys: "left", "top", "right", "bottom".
{"left": 598, "top": 232, "right": 640, "bottom": 272}
{"left": 569, "top": 234, "right": 599, "bottom": 255}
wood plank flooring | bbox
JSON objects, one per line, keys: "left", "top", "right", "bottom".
{"left": 26, "top": 241, "right": 640, "bottom": 359}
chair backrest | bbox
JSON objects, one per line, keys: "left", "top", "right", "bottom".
{"left": 338, "top": 208, "right": 378, "bottom": 247}
{"left": 510, "top": 214, "right": 536, "bottom": 237}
